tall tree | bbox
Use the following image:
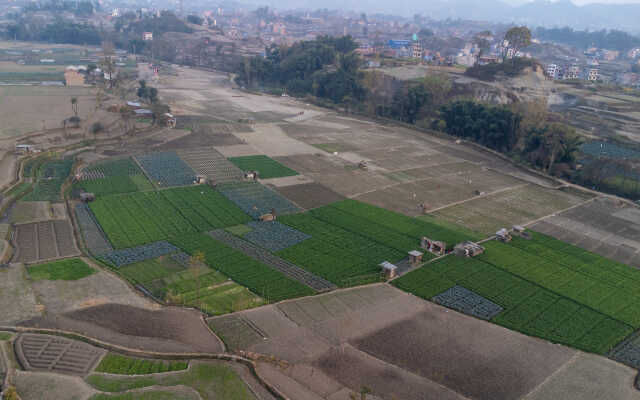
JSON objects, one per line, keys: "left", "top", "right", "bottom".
{"left": 505, "top": 26, "right": 531, "bottom": 62}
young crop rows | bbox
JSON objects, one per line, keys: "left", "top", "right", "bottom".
{"left": 27, "top": 258, "right": 95, "bottom": 281}
{"left": 89, "top": 186, "right": 250, "bottom": 249}
{"left": 13, "top": 220, "right": 79, "bottom": 263}
{"left": 95, "top": 354, "right": 188, "bottom": 375}
{"left": 100, "top": 241, "right": 179, "bottom": 267}
{"left": 218, "top": 182, "right": 300, "bottom": 219}
{"left": 432, "top": 285, "right": 503, "bottom": 320}
{"left": 242, "top": 221, "right": 310, "bottom": 252}
{"left": 228, "top": 155, "right": 298, "bottom": 179}
{"left": 170, "top": 233, "right": 314, "bottom": 302}
{"left": 135, "top": 151, "right": 197, "bottom": 187}
{"left": 609, "top": 331, "right": 640, "bottom": 370}
{"left": 16, "top": 334, "right": 104, "bottom": 375}
{"left": 177, "top": 148, "right": 244, "bottom": 184}
{"left": 393, "top": 233, "right": 638, "bottom": 354}
{"left": 80, "top": 158, "right": 146, "bottom": 179}
{"left": 277, "top": 212, "right": 403, "bottom": 286}
{"left": 330, "top": 199, "right": 479, "bottom": 249}
{"left": 210, "top": 229, "right": 335, "bottom": 292}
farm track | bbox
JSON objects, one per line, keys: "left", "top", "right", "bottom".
{"left": 209, "top": 229, "right": 336, "bottom": 293}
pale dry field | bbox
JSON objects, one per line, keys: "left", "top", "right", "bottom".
{"left": 0, "top": 86, "right": 96, "bottom": 138}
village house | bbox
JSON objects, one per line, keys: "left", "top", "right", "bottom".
{"left": 64, "top": 66, "right": 86, "bottom": 86}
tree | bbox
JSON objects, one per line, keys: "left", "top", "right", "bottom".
{"left": 70, "top": 97, "right": 78, "bottom": 117}
{"left": 119, "top": 105, "right": 132, "bottom": 135}
{"left": 505, "top": 26, "right": 532, "bottom": 62}
{"left": 90, "top": 121, "right": 104, "bottom": 138}
{"left": 187, "top": 15, "right": 203, "bottom": 25}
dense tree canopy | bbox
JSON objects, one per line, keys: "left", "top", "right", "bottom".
{"left": 536, "top": 27, "right": 640, "bottom": 51}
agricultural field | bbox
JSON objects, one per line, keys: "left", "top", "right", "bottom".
{"left": 117, "top": 255, "right": 264, "bottom": 315}
{"left": 23, "top": 159, "right": 74, "bottom": 202}
{"left": 95, "top": 354, "right": 188, "bottom": 375}
{"left": 15, "top": 334, "right": 105, "bottom": 375}
{"left": 75, "top": 203, "right": 114, "bottom": 255}
{"left": 76, "top": 158, "right": 153, "bottom": 196}
{"left": 0, "top": 85, "right": 96, "bottom": 138}
{"left": 228, "top": 155, "right": 298, "bottom": 179}
{"left": 241, "top": 221, "right": 310, "bottom": 252}
{"left": 217, "top": 182, "right": 300, "bottom": 219}
{"left": 13, "top": 220, "right": 80, "bottom": 263}
{"left": 135, "top": 151, "right": 196, "bottom": 187}
{"left": 177, "top": 148, "right": 244, "bottom": 184}
{"left": 86, "top": 361, "right": 256, "bottom": 400}
{"left": 393, "top": 230, "right": 640, "bottom": 354}
{"left": 89, "top": 185, "right": 251, "bottom": 249}
{"left": 432, "top": 184, "right": 590, "bottom": 235}
{"left": 170, "top": 233, "right": 314, "bottom": 302}
{"left": 27, "top": 258, "right": 95, "bottom": 281}
{"left": 100, "top": 241, "right": 179, "bottom": 267}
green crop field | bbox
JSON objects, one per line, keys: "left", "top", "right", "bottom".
{"left": 95, "top": 354, "right": 188, "bottom": 375}
{"left": 87, "top": 361, "right": 254, "bottom": 400}
{"left": 27, "top": 258, "right": 95, "bottom": 281}
{"left": 171, "top": 233, "right": 314, "bottom": 302}
{"left": 120, "top": 256, "right": 265, "bottom": 315}
{"left": 89, "top": 186, "right": 251, "bottom": 249}
{"left": 276, "top": 200, "right": 479, "bottom": 286}
{"left": 75, "top": 175, "right": 153, "bottom": 196}
{"left": 228, "top": 155, "right": 298, "bottom": 179}
{"left": 393, "top": 231, "right": 640, "bottom": 354}
{"left": 84, "top": 158, "right": 146, "bottom": 177}
{"left": 23, "top": 159, "right": 73, "bottom": 202}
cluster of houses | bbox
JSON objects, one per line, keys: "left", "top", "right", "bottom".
{"left": 545, "top": 62, "right": 601, "bottom": 82}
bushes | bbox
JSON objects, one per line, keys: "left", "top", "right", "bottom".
{"left": 95, "top": 354, "right": 188, "bottom": 375}
{"left": 465, "top": 58, "right": 539, "bottom": 82}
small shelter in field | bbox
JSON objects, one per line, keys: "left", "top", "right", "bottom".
{"left": 454, "top": 241, "right": 484, "bottom": 257}
{"left": 244, "top": 170, "right": 259, "bottom": 181}
{"left": 496, "top": 228, "right": 512, "bottom": 243}
{"left": 259, "top": 208, "right": 277, "bottom": 222}
{"left": 163, "top": 113, "right": 177, "bottom": 128}
{"left": 512, "top": 225, "right": 532, "bottom": 240}
{"left": 80, "top": 192, "right": 96, "bottom": 202}
{"left": 408, "top": 250, "right": 424, "bottom": 266}
{"left": 421, "top": 237, "right": 446, "bottom": 256}
{"left": 380, "top": 261, "right": 398, "bottom": 279}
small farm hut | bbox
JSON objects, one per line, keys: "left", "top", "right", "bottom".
{"left": 454, "top": 241, "right": 485, "bottom": 257}
{"left": 408, "top": 250, "right": 424, "bottom": 266}
{"left": 512, "top": 225, "right": 532, "bottom": 239}
{"left": 421, "top": 237, "right": 446, "bottom": 256}
{"left": 164, "top": 113, "right": 177, "bottom": 128}
{"left": 496, "top": 228, "right": 512, "bottom": 243}
{"left": 80, "top": 192, "right": 96, "bottom": 202}
{"left": 244, "top": 171, "right": 259, "bottom": 181}
{"left": 380, "top": 261, "right": 398, "bottom": 279}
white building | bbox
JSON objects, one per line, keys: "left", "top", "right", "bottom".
{"left": 142, "top": 32, "right": 153, "bottom": 41}
{"left": 546, "top": 64, "right": 559, "bottom": 79}
{"left": 588, "top": 68, "right": 600, "bottom": 82}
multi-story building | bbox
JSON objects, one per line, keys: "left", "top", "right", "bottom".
{"left": 142, "top": 32, "right": 153, "bottom": 41}
{"left": 546, "top": 64, "right": 559, "bottom": 79}
{"left": 564, "top": 64, "right": 581, "bottom": 80}
{"left": 588, "top": 68, "right": 600, "bottom": 81}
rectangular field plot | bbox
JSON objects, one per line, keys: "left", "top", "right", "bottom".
{"left": 480, "top": 233, "right": 640, "bottom": 329}
{"left": 89, "top": 186, "right": 251, "bottom": 249}
{"left": 242, "top": 221, "right": 310, "bottom": 252}
{"left": 432, "top": 285, "right": 503, "bottom": 320}
{"left": 74, "top": 175, "right": 152, "bottom": 196}
{"left": 13, "top": 220, "right": 80, "bottom": 263}
{"left": 217, "top": 182, "right": 300, "bottom": 218}
{"left": 210, "top": 229, "right": 335, "bottom": 292}
{"left": 27, "top": 258, "right": 95, "bottom": 281}
{"left": 432, "top": 184, "right": 587, "bottom": 235}
{"left": 321, "top": 199, "right": 479, "bottom": 250}
{"left": 228, "top": 155, "right": 298, "bottom": 179}
{"left": 393, "top": 254, "right": 633, "bottom": 354}
{"left": 277, "top": 213, "right": 403, "bottom": 286}
{"left": 135, "top": 151, "right": 196, "bottom": 187}
{"left": 23, "top": 159, "right": 74, "bottom": 202}
{"left": 100, "top": 241, "right": 179, "bottom": 267}
{"left": 171, "top": 233, "right": 314, "bottom": 302}
{"left": 177, "top": 147, "right": 244, "bottom": 184}
{"left": 609, "top": 331, "right": 640, "bottom": 370}
{"left": 75, "top": 204, "right": 113, "bottom": 255}
{"left": 80, "top": 158, "right": 146, "bottom": 180}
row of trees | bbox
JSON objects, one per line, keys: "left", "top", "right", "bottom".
{"left": 4, "top": 18, "right": 102, "bottom": 45}
{"left": 535, "top": 27, "right": 640, "bottom": 51}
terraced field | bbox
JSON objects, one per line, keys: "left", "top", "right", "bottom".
{"left": 393, "top": 230, "right": 640, "bottom": 354}
{"left": 89, "top": 186, "right": 251, "bottom": 249}
{"left": 23, "top": 159, "right": 73, "bottom": 202}
{"left": 15, "top": 334, "right": 105, "bottom": 375}
{"left": 13, "top": 220, "right": 80, "bottom": 263}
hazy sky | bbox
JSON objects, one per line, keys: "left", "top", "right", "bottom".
{"left": 507, "top": 0, "right": 640, "bottom": 3}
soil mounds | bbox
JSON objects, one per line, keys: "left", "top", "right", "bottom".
{"left": 19, "top": 304, "right": 222, "bottom": 354}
